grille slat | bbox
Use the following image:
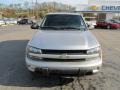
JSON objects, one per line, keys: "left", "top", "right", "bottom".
{"left": 41, "top": 49, "right": 87, "bottom": 55}
{"left": 43, "top": 58, "right": 86, "bottom": 62}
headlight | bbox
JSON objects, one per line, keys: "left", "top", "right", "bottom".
{"left": 87, "top": 46, "right": 101, "bottom": 55}
{"left": 26, "top": 46, "right": 42, "bottom": 59}
{"left": 27, "top": 46, "right": 41, "bottom": 54}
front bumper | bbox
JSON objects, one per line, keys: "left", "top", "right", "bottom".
{"left": 26, "top": 57, "right": 102, "bottom": 74}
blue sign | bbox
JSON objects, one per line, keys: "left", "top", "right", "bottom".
{"left": 102, "top": 6, "right": 120, "bottom": 11}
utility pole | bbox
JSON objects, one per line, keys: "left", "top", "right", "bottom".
{"left": 35, "top": 0, "right": 38, "bottom": 19}
{"left": 32, "top": 0, "right": 34, "bottom": 17}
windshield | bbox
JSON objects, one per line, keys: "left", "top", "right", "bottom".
{"left": 40, "top": 14, "right": 87, "bottom": 30}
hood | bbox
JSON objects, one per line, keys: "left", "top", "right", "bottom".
{"left": 28, "top": 30, "right": 99, "bottom": 50}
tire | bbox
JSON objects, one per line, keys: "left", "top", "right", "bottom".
{"left": 29, "top": 71, "right": 49, "bottom": 77}
{"left": 29, "top": 71, "right": 38, "bottom": 77}
{"left": 17, "top": 22, "right": 20, "bottom": 25}
{"left": 95, "top": 26, "right": 98, "bottom": 29}
{"left": 107, "top": 25, "right": 111, "bottom": 29}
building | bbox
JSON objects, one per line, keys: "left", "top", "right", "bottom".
{"left": 75, "top": 0, "right": 120, "bottom": 21}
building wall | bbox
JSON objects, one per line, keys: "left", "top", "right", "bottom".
{"left": 76, "top": 0, "right": 120, "bottom": 12}
{"left": 88, "top": 0, "right": 120, "bottom": 5}
{"left": 76, "top": 0, "right": 120, "bottom": 21}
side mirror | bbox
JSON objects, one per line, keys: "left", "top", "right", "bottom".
{"left": 87, "top": 23, "right": 94, "bottom": 30}
{"left": 31, "top": 23, "right": 39, "bottom": 29}
{"left": 87, "top": 23, "right": 90, "bottom": 28}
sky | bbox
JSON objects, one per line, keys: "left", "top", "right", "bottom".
{"left": 0, "top": 0, "right": 88, "bottom": 6}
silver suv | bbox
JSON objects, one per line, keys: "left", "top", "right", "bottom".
{"left": 26, "top": 13, "right": 102, "bottom": 75}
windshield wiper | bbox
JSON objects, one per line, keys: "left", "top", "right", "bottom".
{"left": 59, "top": 27, "right": 82, "bottom": 30}
{"left": 40, "top": 26, "right": 85, "bottom": 31}
{"left": 40, "top": 26, "right": 60, "bottom": 30}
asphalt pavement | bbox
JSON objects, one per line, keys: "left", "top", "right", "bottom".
{"left": 0, "top": 25, "right": 120, "bottom": 90}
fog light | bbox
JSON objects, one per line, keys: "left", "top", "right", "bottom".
{"left": 27, "top": 65, "right": 36, "bottom": 72}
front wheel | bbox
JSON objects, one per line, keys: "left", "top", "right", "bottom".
{"left": 29, "top": 71, "right": 39, "bottom": 77}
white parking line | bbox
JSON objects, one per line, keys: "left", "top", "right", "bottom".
{"left": 0, "top": 24, "right": 16, "bottom": 27}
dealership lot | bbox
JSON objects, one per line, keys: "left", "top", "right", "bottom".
{"left": 0, "top": 25, "right": 120, "bottom": 90}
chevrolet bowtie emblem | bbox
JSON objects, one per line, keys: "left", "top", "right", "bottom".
{"left": 90, "top": 5, "right": 99, "bottom": 11}
{"left": 59, "top": 54, "right": 69, "bottom": 59}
